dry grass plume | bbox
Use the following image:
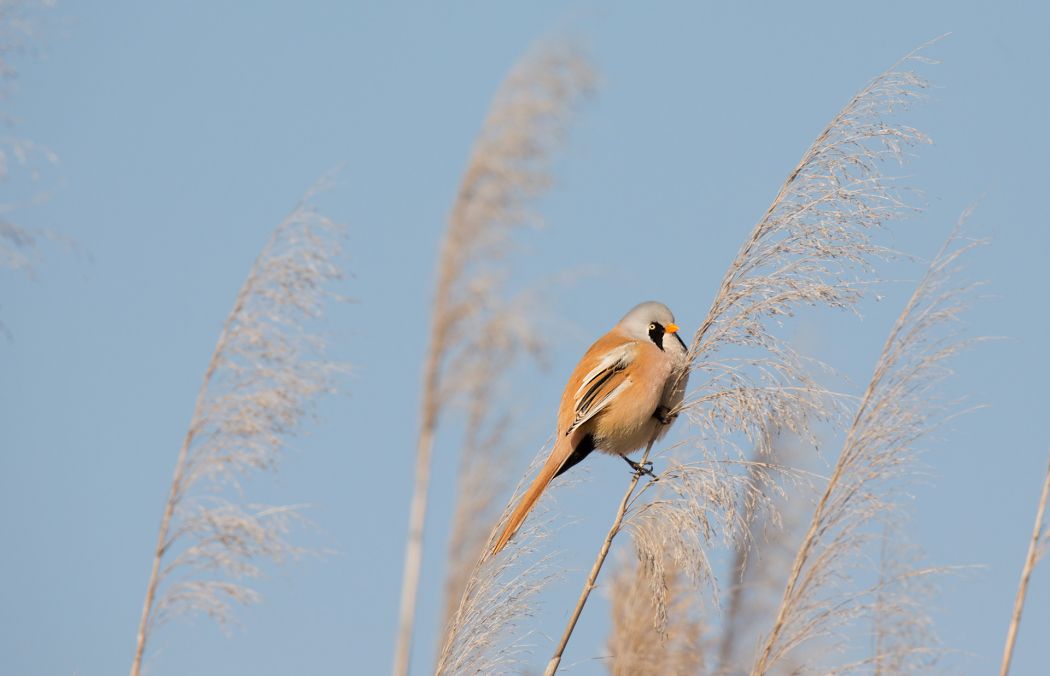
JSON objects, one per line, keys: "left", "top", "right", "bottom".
{"left": 392, "top": 38, "right": 595, "bottom": 676}
{"left": 753, "top": 221, "right": 981, "bottom": 674}
{"left": 130, "top": 180, "right": 346, "bottom": 676}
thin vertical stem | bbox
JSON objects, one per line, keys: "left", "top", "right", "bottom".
{"left": 545, "top": 439, "right": 655, "bottom": 676}
{"left": 130, "top": 445, "right": 183, "bottom": 676}
{"left": 999, "top": 450, "right": 1050, "bottom": 676}
{"left": 393, "top": 314, "right": 445, "bottom": 676}
{"left": 392, "top": 422, "right": 437, "bottom": 676}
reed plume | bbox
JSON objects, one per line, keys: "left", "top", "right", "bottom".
{"left": 440, "top": 296, "right": 544, "bottom": 637}
{"left": 714, "top": 432, "right": 810, "bottom": 674}
{"left": 607, "top": 553, "right": 705, "bottom": 675}
{"left": 549, "top": 43, "right": 936, "bottom": 674}
{"left": 392, "top": 38, "right": 594, "bottom": 676}
{"left": 129, "top": 181, "right": 346, "bottom": 676}
{"left": 608, "top": 442, "right": 808, "bottom": 675}
{"left": 870, "top": 536, "right": 942, "bottom": 676}
{"left": 435, "top": 448, "right": 571, "bottom": 676}
{"left": 752, "top": 222, "right": 980, "bottom": 674}
{"left": 0, "top": 0, "right": 59, "bottom": 283}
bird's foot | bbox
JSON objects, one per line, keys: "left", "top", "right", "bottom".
{"left": 654, "top": 405, "right": 676, "bottom": 426}
{"left": 623, "top": 455, "right": 656, "bottom": 478}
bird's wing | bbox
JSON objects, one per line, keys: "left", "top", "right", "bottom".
{"left": 566, "top": 343, "right": 635, "bottom": 435}
{"left": 493, "top": 340, "right": 635, "bottom": 555}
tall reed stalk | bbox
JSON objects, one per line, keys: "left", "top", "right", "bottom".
{"left": 999, "top": 449, "right": 1050, "bottom": 676}
{"left": 392, "top": 40, "right": 594, "bottom": 676}
{"left": 130, "top": 182, "right": 345, "bottom": 676}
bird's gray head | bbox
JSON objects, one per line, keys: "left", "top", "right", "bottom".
{"left": 617, "top": 301, "right": 687, "bottom": 353}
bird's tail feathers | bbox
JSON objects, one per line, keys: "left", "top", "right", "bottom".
{"left": 491, "top": 439, "right": 571, "bottom": 554}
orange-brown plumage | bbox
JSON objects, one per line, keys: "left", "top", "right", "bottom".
{"left": 492, "top": 302, "right": 687, "bottom": 554}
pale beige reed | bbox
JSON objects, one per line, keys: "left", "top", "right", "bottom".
{"left": 392, "top": 38, "right": 595, "bottom": 676}
{"left": 129, "top": 182, "right": 346, "bottom": 676}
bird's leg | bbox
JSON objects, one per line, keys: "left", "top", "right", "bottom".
{"left": 654, "top": 405, "right": 676, "bottom": 426}
{"left": 622, "top": 455, "right": 655, "bottom": 478}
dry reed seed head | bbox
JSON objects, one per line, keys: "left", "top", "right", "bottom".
{"left": 432, "top": 40, "right": 596, "bottom": 674}
{"left": 715, "top": 469, "right": 816, "bottom": 673}
{"left": 434, "top": 40, "right": 595, "bottom": 398}
{"left": 607, "top": 553, "right": 705, "bottom": 675}
{"left": 623, "top": 459, "right": 792, "bottom": 637}
{"left": 442, "top": 44, "right": 595, "bottom": 253}
{"left": 437, "top": 294, "right": 559, "bottom": 654}
{"left": 146, "top": 186, "right": 347, "bottom": 639}
{"left": 674, "top": 50, "right": 937, "bottom": 477}
{"left": 437, "top": 446, "right": 575, "bottom": 676}
{"left": 441, "top": 352, "right": 520, "bottom": 637}
{"left": 752, "top": 221, "right": 981, "bottom": 674}
{"left": 865, "top": 538, "right": 943, "bottom": 675}
{"left": 154, "top": 502, "right": 304, "bottom": 628}
{"left": 0, "top": 0, "right": 61, "bottom": 279}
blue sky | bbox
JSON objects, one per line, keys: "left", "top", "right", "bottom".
{"left": 2, "top": 1, "right": 1048, "bottom": 674}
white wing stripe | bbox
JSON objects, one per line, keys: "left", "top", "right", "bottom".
{"left": 574, "top": 345, "right": 633, "bottom": 400}
{"left": 567, "top": 344, "right": 636, "bottom": 434}
{"left": 569, "top": 378, "right": 631, "bottom": 433}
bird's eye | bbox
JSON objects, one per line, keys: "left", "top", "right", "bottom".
{"left": 649, "top": 323, "right": 657, "bottom": 331}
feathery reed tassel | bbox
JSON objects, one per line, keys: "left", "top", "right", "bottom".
{"left": 435, "top": 447, "right": 571, "bottom": 675}
{"left": 130, "top": 180, "right": 346, "bottom": 676}
{"left": 392, "top": 39, "right": 595, "bottom": 676}
{"left": 754, "top": 221, "right": 980, "bottom": 674}
{"left": 607, "top": 552, "right": 704, "bottom": 675}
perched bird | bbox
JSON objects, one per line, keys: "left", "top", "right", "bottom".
{"left": 491, "top": 301, "right": 689, "bottom": 554}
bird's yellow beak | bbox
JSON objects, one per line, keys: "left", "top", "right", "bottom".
{"left": 666, "top": 323, "right": 679, "bottom": 334}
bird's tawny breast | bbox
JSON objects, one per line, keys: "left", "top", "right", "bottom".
{"left": 557, "top": 335, "right": 675, "bottom": 457}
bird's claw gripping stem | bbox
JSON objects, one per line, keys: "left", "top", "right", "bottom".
{"left": 623, "top": 456, "right": 656, "bottom": 478}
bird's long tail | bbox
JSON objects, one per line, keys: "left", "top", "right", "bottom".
{"left": 491, "top": 439, "right": 571, "bottom": 555}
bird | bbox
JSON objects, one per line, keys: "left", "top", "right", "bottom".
{"left": 491, "top": 301, "right": 689, "bottom": 555}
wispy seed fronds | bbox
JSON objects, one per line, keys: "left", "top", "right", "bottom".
{"left": 394, "top": 38, "right": 595, "bottom": 676}
{"left": 753, "top": 220, "right": 981, "bottom": 674}
{"left": 867, "top": 537, "right": 943, "bottom": 676}
{"left": 155, "top": 501, "right": 305, "bottom": 626}
{"left": 634, "top": 48, "right": 938, "bottom": 650}
{"left": 432, "top": 39, "right": 596, "bottom": 394}
{"left": 679, "top": 45, "right": 935, "bottom": 457}
{"left": 625, "top": 458, "right": 798, "bottom": 637}
{"left": 715, "top": 432, "right": 813, "bottom": 675}
{"left": 441, "top": 294, "right": 545, "bottom": 635}
{"left": 436, "top": 448, "right": 568, "bottom": 676}
{"left": 130, "top": 181, "right": 346, "bottom": 676}
{"left": 0, "top": 0, "right": 60, "bottom": 281}
{"left": 607, "top": 553, "right": 705, "bottom": 675}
